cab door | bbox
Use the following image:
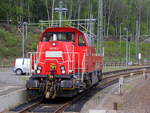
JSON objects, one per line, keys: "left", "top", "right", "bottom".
{"left": 74, "top": 33, "right": 88, "bottom": 73}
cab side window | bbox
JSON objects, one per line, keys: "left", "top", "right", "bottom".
{"left": 78, "top": 35, "right": 86, "bottom": 46}
{"left": 42, "top": 33, "right": 53, "bottom": 42}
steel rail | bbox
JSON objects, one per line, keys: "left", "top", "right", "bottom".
{"left": 53, "top": 89, "right": 92, "bottom": 113}
{"left": 16, "top": 99, "right": 42, "bottom": 113}
{"left": 100, "top": 67, "right": 150, "bottom": 92}
{"left": 103, "top": 66, "right": 150, "bottom": 75}
{"left": 53, "top": 103, "right": 70, "bottom": 113}
{"left": 103, "top": 68, "right": 150, "bottom": 80}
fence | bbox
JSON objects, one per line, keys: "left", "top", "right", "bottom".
{"left": 0, "top": 60, "right": 13, "bottom": 72}
{"left": 0, "top": 60, "right": 149, "bottom": 72}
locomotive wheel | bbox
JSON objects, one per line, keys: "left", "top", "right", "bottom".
{"left": 16, "top": 69, "right": 23, "bottom": 75}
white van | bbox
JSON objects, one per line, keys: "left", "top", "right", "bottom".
{"left": 13, "top": 58, "right": 31, "bottom": 75}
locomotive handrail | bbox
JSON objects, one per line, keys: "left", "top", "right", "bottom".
{"left": 81, "top": 53, "right": 86, "bottom": 82}
{"left": 27, "top": 51, "right": 87, "bottom": 75}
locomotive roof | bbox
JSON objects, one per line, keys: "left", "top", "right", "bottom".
{"left": 44, "top": 27, "right": 82, "bottom": 33}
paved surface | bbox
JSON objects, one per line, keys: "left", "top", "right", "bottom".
{"left": 121, "top": 79, "right": 150, "bottom": 112}
{"left": 0, "top": 69, "right": 29, "bottom": 96}
{"left": 101, "top": 74, "right": 150, "bottom": 113}
{"left": 0, "top": 69, "right": 33, "bottom": 112}
{"left": 80, "top": 73, "right": 150, "bottom": 113}
{"left": 0, "top": 72, "right": 26, "bottom": 86}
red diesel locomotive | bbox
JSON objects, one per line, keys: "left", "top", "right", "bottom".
{"left": 26, "top": 27, "right": 103, "bottom": 99}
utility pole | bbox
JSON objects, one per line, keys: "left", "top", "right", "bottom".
{"left": 97, "top": 0, "right": 103, "bottom": 54}
{"left": 51, "top": 0, "right": 55, "bottom": 26}
{"left": 59, "top": 1, "right": 62, "bottom": 27}
{"left": 135, "top": 20, "right": 138, "bottom": 60}
{"left": 89, "top": 0, "right": 94, "bottom": 33}
{"left": 124, "top": 28, "right": 129, "bottom": 67}
{"left": 22, "top": 24, "right": 25, "bottom": 59}
{"left": 136, "top": 20, "right": 140, "bottom": 63}
{"left": 18, "top": 22, "right": 28, "bottom": 59}
{"left": 126, "top": 30, "right": 129, "bottom": 67}
{"left": 77, "top": 0, "right": 81, "bottom": 28}
{"left": 24, "top": 22, "right": 28, "bottom": 39}
{"left": 45, "top": 0, "right": 50, "bottom": 27}
{"left": 120, "top": 23, "right": 123, "bottom": 61}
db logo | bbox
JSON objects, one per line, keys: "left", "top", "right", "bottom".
{"left": 50, "top": 64, "right": 57, "bottom": 70}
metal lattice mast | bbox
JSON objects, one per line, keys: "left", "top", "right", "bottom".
{"left": 97, "top": 0, "right": 103, "bottom": 54}
{"left": 77, "top": 0, "right": 81, "bottom": 28}
{"left": 45, "top": 0, "right": 50, "bottom": 27}
{"left": 54, "top": 1, "right": 68, "bottom": 27}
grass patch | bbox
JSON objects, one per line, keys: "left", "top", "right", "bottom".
{"left": 103, "top": 65, "right": 145, "bottom": 72}
{"left": 0, "top": 25, "right": 150, "bottom": 64}
{"left": 20, "top": 76, "right": 30, "bottom": 81}
{"left": 103, "top": 41, "right": 150, "bottom": 62}
{"left": 0, "top": 25, "right": 40, "bottom": 61}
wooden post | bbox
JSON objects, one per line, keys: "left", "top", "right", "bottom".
{"left": 118, "top": 77, "right": 124, "bottom": 95}
{"left": 113, "top": 102, "right": 118, "bottom": 110}
{"left": 130, "top": 73, "right": 134, "bottom": 80}
{"left": 143, "top": 68, "right": 147, "bottom": 79}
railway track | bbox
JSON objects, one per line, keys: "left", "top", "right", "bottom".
{"left": 9, "top": 66, "right": 150, "bottom": 113}
{"left": 15, "top": 90, "right": 90, "bottom": 113}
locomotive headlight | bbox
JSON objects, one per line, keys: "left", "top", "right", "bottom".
{"left": 52, "top": 42, "right": 56, "bottom": 46}
{"left": 37, "top": 66, "right": 42, "bottom": 74}
{"left": 62, "top": 70, "right": 66, "bottom": 74}
{"left": 37, "top": 66, "right": 42, "bottom": 70}
{"left": 60, "top": 66, "right": 65, "bottom": 70}
{"left": 60, "top": 66, "right": 66, "bottom": 74}
{"left": 37, "top": 70, "right": 41, "bottom": 74}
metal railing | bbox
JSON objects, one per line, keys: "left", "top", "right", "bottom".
{"left": 27, "top": 51, "right": 87, "bottom": 76}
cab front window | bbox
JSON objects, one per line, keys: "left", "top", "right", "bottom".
{"left": 42, "top": 32, "right": 75, "bottom": 42}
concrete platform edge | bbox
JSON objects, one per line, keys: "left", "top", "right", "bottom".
{"left": 0, "top": 88, "right": 27, "bottom": 112}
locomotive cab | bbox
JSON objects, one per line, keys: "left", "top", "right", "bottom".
{"left": 35, "top": 28, "right": 88, "bottom": 76}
